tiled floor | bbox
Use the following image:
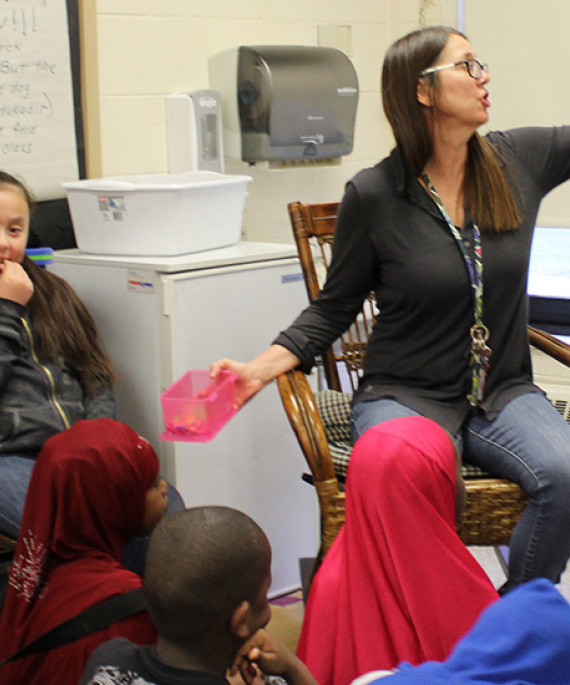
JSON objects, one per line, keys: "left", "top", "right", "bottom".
{"left": 268, "top": 590, "right": 305, "bottom": 652}
{"left": 471, "top": 545, "right": 570, "bottom": 602}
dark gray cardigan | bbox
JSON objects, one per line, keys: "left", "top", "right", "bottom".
{"left": 274, "top": 127, "right": 570, "bottom": 433}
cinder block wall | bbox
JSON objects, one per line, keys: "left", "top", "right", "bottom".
{"left": 83, "top": 0, "right": 457, "bottom": 243}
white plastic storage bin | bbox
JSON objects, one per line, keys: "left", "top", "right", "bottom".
{"left": 63, "top": 171, "right": 252, "bottom": 256}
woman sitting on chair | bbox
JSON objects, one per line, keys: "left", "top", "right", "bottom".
{"left": 211, "top": 25, "right": 570, "bottom": 596}
{"left": 296, "top": 417, "right": 499, "bottom": 685}
{"left": 0, "top": 418, "right": 168, "bottom": 685}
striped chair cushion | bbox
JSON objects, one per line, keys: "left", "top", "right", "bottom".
{"left": 315, "top": 389, "right": 488, "bottom": 482}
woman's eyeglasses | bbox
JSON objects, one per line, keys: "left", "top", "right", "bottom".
{"left": 419, "top": 59, "right": 489, "bottom": 80}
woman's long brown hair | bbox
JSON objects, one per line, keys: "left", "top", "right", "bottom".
{"left": 0, "top": 171, "right": 116, "bottom": 396}
{"left": 381, "top": 26, "right": 520, "bottom": 233}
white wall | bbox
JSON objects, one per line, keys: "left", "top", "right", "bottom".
{"left": 87, "top": 0, "right": 458, "bottom": 243}
{"left": 465, "top": 1, "right": 570, "bottom": 227}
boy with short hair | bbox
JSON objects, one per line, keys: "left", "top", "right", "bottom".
{"left": 80, "top": 506, "right": 317, "bottom": 685}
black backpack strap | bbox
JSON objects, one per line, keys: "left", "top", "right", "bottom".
{"left": 0, "top": 587, "right": 147, "bottom": 666}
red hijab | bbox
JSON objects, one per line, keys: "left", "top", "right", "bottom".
{"left": 0, "top": 418, "right": 159, "bottom": 685}
{"left": 296, "top": 417, "right": 499, "bottom": 685}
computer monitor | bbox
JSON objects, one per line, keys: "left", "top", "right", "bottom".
{"left": 528, "top": 226, "right": 570, "bottom": 344}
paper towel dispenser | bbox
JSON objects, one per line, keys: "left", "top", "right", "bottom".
{"left": 209, "top": 45, "right": 358, "bottom": 163}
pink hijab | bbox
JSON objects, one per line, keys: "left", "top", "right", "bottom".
{"left": 296, "top": 417, "right": 499, "bottom": 685}
{"left": 0, "top": 418, "right": 158, "bottom": 685}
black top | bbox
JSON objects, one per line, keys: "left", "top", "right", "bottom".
{"left": 80, "top": 637, "right": 230, "bottom": 685}
{"left": 274, "top": 127, "right": 570, "bottom": 433}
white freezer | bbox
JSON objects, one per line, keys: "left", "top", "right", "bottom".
{"left": 51, "top": 242, "right": 319, "bottom": 596}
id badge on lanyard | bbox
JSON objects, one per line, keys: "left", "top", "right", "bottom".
{"left": 422, "top": 172, "right": 491, "bottom": 407}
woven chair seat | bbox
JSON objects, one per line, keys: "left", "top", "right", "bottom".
{"left": 316, "top": 389, "right": 491, "bottom": 482}
{"left": 314, "top": 387, "right": 529, "bottom": 546}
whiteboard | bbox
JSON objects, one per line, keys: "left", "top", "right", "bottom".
{"left": 465, "top": 1, "right": 570, "bottom": 226}
{"left": 0, "top": 0, "right": 79, "bottom": 201}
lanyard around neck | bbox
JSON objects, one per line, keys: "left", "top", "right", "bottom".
{"left": 421, "top": 171, "right": 490, "bottom": 407}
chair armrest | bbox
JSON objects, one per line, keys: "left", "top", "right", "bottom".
{"left": 528, "top": 325, "right": 570, "bottom": 367}
{"left": 276, "top": 370, "right": 337, "bottom": 482}
{"left": 277, "top": 370, "right": 346, "bottom": 555}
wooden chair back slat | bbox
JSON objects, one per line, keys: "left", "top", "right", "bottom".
{"left": 288, "top": 200, "right": 377, "bottom": 392}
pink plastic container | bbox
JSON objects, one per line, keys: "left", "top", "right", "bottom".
{"left": 160, "top": 370, "right": 237, "bottom": 442}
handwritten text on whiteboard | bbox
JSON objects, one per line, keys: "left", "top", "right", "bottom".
{"left": 0, "top": 0, "right": 79, "bottom": 200}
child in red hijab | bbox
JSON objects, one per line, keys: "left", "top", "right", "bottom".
{"left": 0, "top": 418, "right": 168, "bottom": 685}
{"left": 296, "top": 417, "right": 499, "bottom": 685}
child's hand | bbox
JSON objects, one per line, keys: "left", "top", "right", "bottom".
{"left": 231, "top": 630, "right": 287, "bottom": 684}
{"left": 0, "top": 260, "right": 33, "bottom": 305}
{"left": 226, "top": 666, "right": 266, "bottom": 685}
{"left": 230, "top": 630, "right": 317, "bottom": 685}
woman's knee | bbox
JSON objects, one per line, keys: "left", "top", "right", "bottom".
{"left": 539, "top": 457, "right": 570, "bottom": 504}
{"left": 351, "top": 399, "right": 420, "bottom": 443}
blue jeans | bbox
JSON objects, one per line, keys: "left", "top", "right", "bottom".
{"left": 0, "top": 454, "right": 185, "bottom": 576}
{"left": 352, "top": 392, "right": 570, "bottom": 592}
